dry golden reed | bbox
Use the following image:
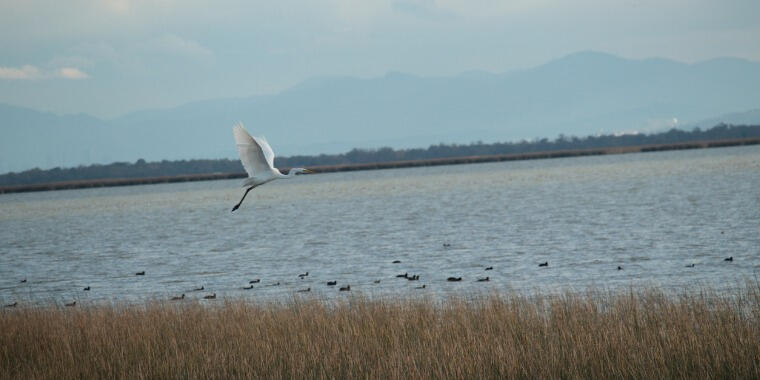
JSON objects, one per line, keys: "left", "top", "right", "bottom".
{"left": 2, "top": 287, "right": 759, "bottom": 379}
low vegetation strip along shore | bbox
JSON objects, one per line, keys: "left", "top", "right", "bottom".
{"left": 1, "top": 136, "right": 759, "bottom": 194}
{"left": 1, "top": 287, "right": 758, "bottom": 379}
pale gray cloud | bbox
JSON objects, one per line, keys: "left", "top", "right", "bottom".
{"left": 0, "top": 65, "right": 42, "bottom": 80}
{"left": 141, "top": 34, "right": 213, "bottom": 58}
{"left": 0, "top": 64, "right": 89, "bottom": 80}
{"left": 57, "top": 67, "right": 89, "bottom": 79}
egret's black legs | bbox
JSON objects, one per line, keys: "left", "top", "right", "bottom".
{"left": 231, "top": 186, "right": 255, "bottom": 212}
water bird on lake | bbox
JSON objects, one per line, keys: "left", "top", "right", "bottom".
{"left": 5, "top": 302, "right": 17, "bottom": 308}
{"left": 203, "top": 293, "right": 216, "bottom": 300}
{"left": 485, "top": 266, "right": 493, "bottom": 271}
{"left": 249, "top": 279, "right": 261, "bottom": 284}
{"left": 135, "top": 271, "right": 145, "bottom": 276}
{"left": 243, "top": 285, "right": 253, "bottom": 290}
{"left": 407, "top": 275, "right": 420, "bottom": 281}
{"left": 83, "top": 286, "right": 90, "bottom": 291}
{"left": 477, "top": 277, "right": 489, "bottom": 282}
{"left": 443, "top": 243, "right": 452, "bottom": 248}
{"left": 374, "top": 280, "right": 381, "bottom": 284}
{"left": 171, "top": 294, "right": 185, "bottom": 301}
{"left": 685, "top": 263, "right": 696, "bottom": 268}
{"left": 617, "top": 266, "right": 623, "bottom": 271}
{"left": 271, "top": 282, "right": 281, "bottom": 286}
{"left": 724, "top": 256, "right": 733, "bottom": 262}
{"left": 19, "top": 278, "right": 26, "bottom": 283}
{"left": 326, "top": 281, "right": 337, "bottom": 286}
{"left": 194, "top": 286, "right": 204, "bottom": 291}
{"left": 396, "top": 273, "right": 409, "bottom": 279}
{"left": 447, "top": 277, "right": 462, "bottom": 282}
{"left": 298, "top": 272, "right": 309, "bottom": 279}
{"left": 65, "top": 301, "right": 76, "bottom": 307}
{"left": 416, "top": 285, "right": 426, "bottom": 289}
{"left": 339, "top": 285, "right": 351, "bottom": 291}
{"left": 297, "top": 288, "right": 311, "bottom": 293}
{"left": 230, "top": 123, "right": 313, "bottom": 212}
{"left": 539, "top": 262, "right": 549, "bottom": 267}
{"left": 392, "top": 260, "right": 401, "bottom": 264}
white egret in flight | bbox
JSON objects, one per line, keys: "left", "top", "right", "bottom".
{"left": 231, "top": 123, "right": 312, "bottom": 212}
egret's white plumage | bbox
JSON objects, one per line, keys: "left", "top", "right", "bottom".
{"left": 233, "top": 124, "right": 279, "bottom": 186}
{"left": 231, "top": 123, "right": 311, "bottom": 212}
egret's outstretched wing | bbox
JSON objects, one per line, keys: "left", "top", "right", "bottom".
{"left": 233, "top": 123, "right": 272, "bottom": 177}
{"left": 252, "top": 136, "right": 276, "bottom": 169}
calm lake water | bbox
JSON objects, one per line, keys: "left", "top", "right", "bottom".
{"left": 1, "top": 146, "right": 759, "bottom": 305}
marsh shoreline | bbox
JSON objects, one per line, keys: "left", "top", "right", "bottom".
{"left": 2, "top": 137, "right": 758, "bottom": 194}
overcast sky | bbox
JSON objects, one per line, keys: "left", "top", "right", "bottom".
{"left": 1, "top": 0, "right": 759, "bottom": 118}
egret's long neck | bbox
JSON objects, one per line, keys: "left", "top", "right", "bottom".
{"left": 282, "top": 168, "right": 301, "bottom": 178}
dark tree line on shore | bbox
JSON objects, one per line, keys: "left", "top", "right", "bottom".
{"left": 278, "top": 124, "right": 760, "bottom": 167}
{"left": 2, "top": 123, "right": 758, "bottom": 187}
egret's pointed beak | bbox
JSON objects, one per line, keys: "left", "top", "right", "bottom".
{"left": 303, "top": 169, "right": 315, "bottom": 174}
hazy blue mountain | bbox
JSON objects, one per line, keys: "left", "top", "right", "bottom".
{"left": 0, "top": 104, "right": 110, "bottom": 173}
{"left": 2, "top": 51, "right": 760, "bottom": 173}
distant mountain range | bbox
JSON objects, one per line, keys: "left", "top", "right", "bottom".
{"left": 2, "top": 51, "right": 760, "bottom": 173}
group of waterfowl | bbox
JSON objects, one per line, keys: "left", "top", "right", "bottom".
{"left": 163, "top": 271, "right": 350, "bottom": 301}
{"left": 5, "top": 270, "right": 162, "bottom": 307}
{"left": 3, "top": 251, "right": 740, "bottom": 308}
{"left": 169, "top": 292, "right": 216, "bottom": 301}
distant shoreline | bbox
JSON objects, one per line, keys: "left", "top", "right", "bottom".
{"left": 1, "top": 137, "right": 758, "bottom": 194}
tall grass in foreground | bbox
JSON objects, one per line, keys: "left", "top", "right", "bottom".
{"left": 2, "top": 287, "right": 759, "bottom": 379}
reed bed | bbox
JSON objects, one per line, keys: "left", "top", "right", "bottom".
{"left": 2, "top": 287, "right": 759, "bottom": 379}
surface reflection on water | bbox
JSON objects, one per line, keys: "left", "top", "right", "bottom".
{"left": 1, "top": 146, "right": 759, "bottom": 305}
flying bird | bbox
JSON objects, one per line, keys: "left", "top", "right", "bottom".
{"left": 231, "top": 123, "right": 312, "bottom": 212}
